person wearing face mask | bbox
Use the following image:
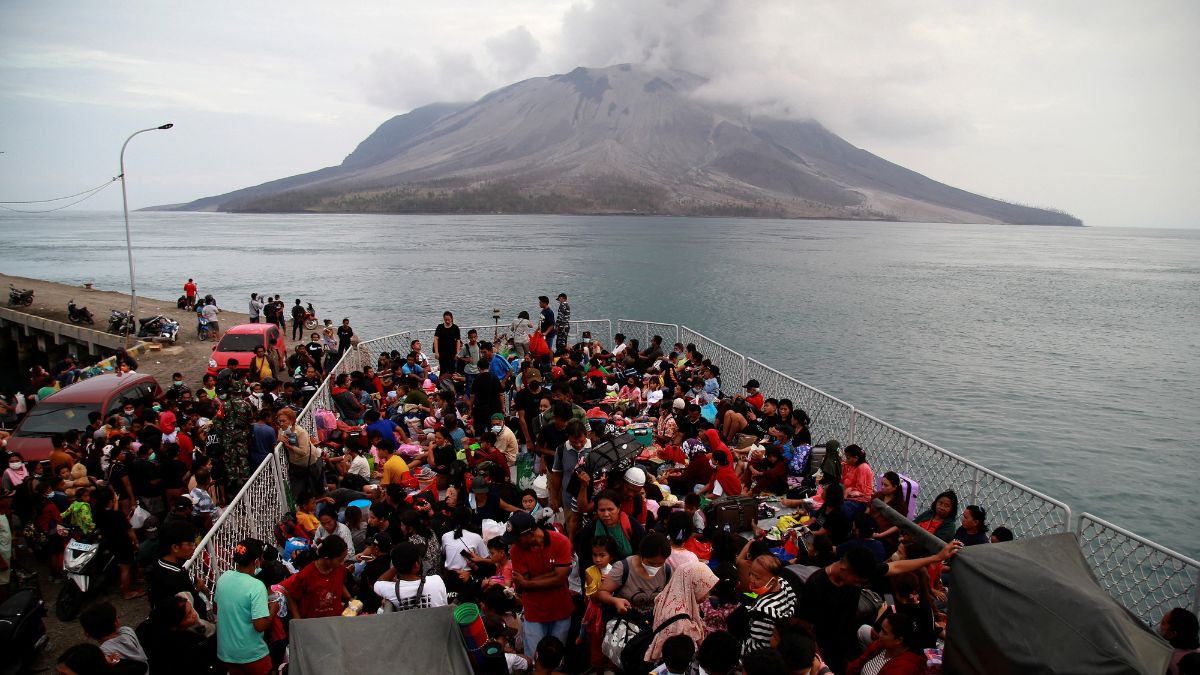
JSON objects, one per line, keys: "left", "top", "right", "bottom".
{"left": 489, "top": 412, "right": 520, "bottom": 471}
{"left": 2, "top": 454, "right": 28, "bottom": 491}
{"left": 736, "top": 545, "right": 796, "bottom": 655}
{"left": 514, "top": 370, "right": 545, "bottom": 448}
{"left": 595, "top": 532, "right": 672, "bottom": 622}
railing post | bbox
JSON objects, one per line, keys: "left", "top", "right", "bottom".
{"left": 970, "top": 468, "right": 980, "bottom": 504}
{"left": 269, "top": 451, "right": 291, "bottom": 511}
{"left": 848, "top": 407, "right": 857, "bottom": 445}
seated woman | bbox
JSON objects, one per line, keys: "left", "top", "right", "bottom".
{"left": 594, "top": 532, "right": 673, "bottom": 622}
{"left": 913, "top": 490, "right": 959, "bottom": 543}
{"left": 846, "top": 612, "right": 926, "bottom": 675}
{"left": 869, "top": 471, "right": 911, "bottom": 554}
{"left": 954, "top": 505, "right": 990, "bottom": 546}
{"left": 840, "top": 444, "right": 874, "bottom": 517}
{"left": 748, "top": 445, "right": 788, "bottom": 495}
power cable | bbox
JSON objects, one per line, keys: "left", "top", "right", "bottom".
{"left": 0, "top": 176, "right": 121, "bottom": 204}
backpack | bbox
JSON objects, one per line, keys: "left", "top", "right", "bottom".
{"left": 382, "top": 575, "right": 427, "bottom": 612}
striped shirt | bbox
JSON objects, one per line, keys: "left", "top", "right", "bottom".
{"left": 743, "top": 578, "right": 797, "bottom": 654}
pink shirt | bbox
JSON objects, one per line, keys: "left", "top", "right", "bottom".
{"left": 842, "top": 461, "right": 874, "bottom": 503}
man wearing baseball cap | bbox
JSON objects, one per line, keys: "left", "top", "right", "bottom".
{"left": 214, "top": 538, "right": 279, "bottom": 675}
{"left": 505, "top": 511, "right": 573, "bottom": 660}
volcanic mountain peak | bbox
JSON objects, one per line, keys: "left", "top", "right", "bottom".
{"left": 165, "top": 64, "right": 1080, "bottom": 225}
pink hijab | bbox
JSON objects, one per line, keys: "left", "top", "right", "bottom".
{"left": 645, "top": 561, "right": 718, "bottom": 662}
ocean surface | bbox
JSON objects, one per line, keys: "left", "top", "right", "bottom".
{"left": 2, "top": 211, "right": 1197, "bottom": 555}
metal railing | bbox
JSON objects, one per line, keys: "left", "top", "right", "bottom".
{"left": 1076, "top": 512, "right": 1200, "bottom": 624}
{"left": 184, "top": 446, "right": 290, "bottom": 592}
{"left": 188, "top": 315, "right": 1197, "bottom": 622}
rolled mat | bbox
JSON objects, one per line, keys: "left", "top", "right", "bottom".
{"left": 454, "top": 603, "right": 488, "bottom": 664}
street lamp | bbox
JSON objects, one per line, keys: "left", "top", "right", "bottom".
{"left": 119, "top": 123, "right": 173, "bottom": 347}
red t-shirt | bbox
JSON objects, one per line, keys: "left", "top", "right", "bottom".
{"left": 184, "top": 282, "right": 196, "bottom": 297}
{"left": 745, "top": 392, "right": 764, "bottom": 411}
{"left": 281, "top": 562, "right": 346, "bottom": 618}
{"left": 714, "top": 466, "right": 743, "bottom": 496}
{"left": 175, "top": 432, "right": 194, "bottom": 471}
{"left": 510, "top": 530, "right": 573, "bottom": 622}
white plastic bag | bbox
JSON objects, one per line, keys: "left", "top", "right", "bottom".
{"left": 129, "top": 503, "right": 152, "bottom": 529}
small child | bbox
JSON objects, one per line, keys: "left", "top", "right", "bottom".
{"left": 521, "top": 488, "right": 551, "bottom": 526}
{"left": 653, "top": 634, "right": 697, "bottom": 675}
{"left": 533, "top": 636, "right": 569, "bottom": 675}
{"left": 483, "top": 614, "right": 530, "bottom": 674}
{"left": 684, "top": 492, "right": 706, "bottom": 533}
{"left": 581, "top": 536, "right": 621, "bottom": 669}
{"left": 62, "top": 487, "right": 95, "bottom": 534}
{"left": 80, "top": 601, "right": 147, "bottom": 664}
{"left": 482, "top": 536, "right": 513, "bottom": 589}
{"left": 295, "top": 493, "right": 320, "bottom": 540}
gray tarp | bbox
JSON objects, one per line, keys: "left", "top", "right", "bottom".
{"left": 945, "top": 533, "right": 1172, "bottom": 675}
{"left": 289, "top": 605, "right": 474, "bottom": 675}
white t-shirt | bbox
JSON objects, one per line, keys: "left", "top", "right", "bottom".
{"left": 373, "top": 574, "right": 448, "bottom": 611}
{"left": 613, "top": 343, "right": 627, "bottom": 357}
{"left": 504, "top": 653, "right": 530, "bottom": 674}
{"left": 441, "top": 530, "right": 488, "bottom": 571}
{"left": 314, "top": 522, "right": 356, "bottom": 554}
{"left": 201, "top": 304, "right": 219, "bottom": 321}
{"left": 347, "top": 455, "right": 371, "bottom": 480}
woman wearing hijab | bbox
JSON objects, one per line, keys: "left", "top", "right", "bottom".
{"left": 645, "top": 562, "right": 719, "bottom": 662}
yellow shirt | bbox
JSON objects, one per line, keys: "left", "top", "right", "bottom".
{"left": 296, "top": 509, "right": 319, "bottom": 537}
{"left": 584, "top": 565, "right": 604, "bottom": 598}
{"left": 381, "top": 455, "right": 411, "bottom": 485}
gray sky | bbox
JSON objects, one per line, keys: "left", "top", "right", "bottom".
{"left": 1, "top": 1, "right": 1196, "bottom": 228}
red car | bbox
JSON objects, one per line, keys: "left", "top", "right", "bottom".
{"left": 207, "top": 322, "right": 288, "bottom": 376}
{"left": 7, "top": 373, "right": 163, "bottom": 462}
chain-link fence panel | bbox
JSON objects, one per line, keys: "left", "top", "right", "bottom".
{"left": 679, "top": 326, "right": 746, "bottom": 395}
{"left": 743, "top": 358, "right": 854, "bottom": 447}
{"left": 1077, "top": 513, "right": 1200, "bottom": 625}
{"left": 185, "top": 453, "right": 289, "bottom": 591}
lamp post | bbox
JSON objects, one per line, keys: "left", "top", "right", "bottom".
{"left": 119, "top": 123, "right": 173, "bottom": 347}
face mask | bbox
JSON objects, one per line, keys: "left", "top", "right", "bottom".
{"left": 750, "top": 578, "right": 777, "bottom": 596}
{"left": 642, "top": 563, "right": 662, "bottom": 578}
{"left": 9, "top": 462, "right": 22, "bottom": 470}
{"left": 490, "top": 425, "right": 502, "bottom": 433}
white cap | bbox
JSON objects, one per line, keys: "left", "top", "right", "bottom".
{"left": 624, "top": 466, "right": 646, "bottom": 487}
{"left": 672, "top": 397, "right": 686, "bottom": 411}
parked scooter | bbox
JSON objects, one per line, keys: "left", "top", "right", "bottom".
{"left": 7, "top": 285, "right": 33, "bottom": 307}
{"left": 137, "top": 315, "right": 179, "bottom": 343}
{"left": 107, "top": 309, "right": 134, "bottom": 336}
{"left": 303, "top": 302, "right": 318, "bottom": 330}
{"left": 55, "top": 533, "right": 116, "bottom": 621}
{"left": 197, "top": 313, "right": 211, "bottom": 341}
{"left": 67, "top": 300, "right": 94, "bottom": 325}
{"left": 0, "top": 589, "right": 48, "bottom": 675}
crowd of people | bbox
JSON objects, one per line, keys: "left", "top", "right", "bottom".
{"left": 0, "top": 291, "right": 1196, "bottom": 675}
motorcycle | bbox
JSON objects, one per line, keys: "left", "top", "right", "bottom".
{"left": 55, "top": 533, "right": 116, "bottom": 621}
{"left": 107, "top": 309, "right": 134, "bottom": 336}
{"left": 137, "top": 315, "right": 179, "bottom": 343}
{"left": 67, "top": 300, "right": 94, "bottom": 325}
{"left": 7, "top": 285, "right": 33, "bottom": 307}
{"left": 0, "top": 590, "right": 48, "bottom": 675}
{"left": 197, "top": 313, "right": 211, "bottom": 341}
{"left": 303, "top": 302, "right": 318, "bottom": 330}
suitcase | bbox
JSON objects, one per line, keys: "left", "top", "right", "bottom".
{"left": 706, "top": 495, "right": 759, "bottom": 534}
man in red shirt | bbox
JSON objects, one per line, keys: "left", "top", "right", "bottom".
{"left": 184, "top": 279, "right": 197, "bottom": 307}
{"left": 505, "top": 512, "right": 573, "bottom": 659}
{"left": 742, "top": 379, "right": 765, "bottom": 412}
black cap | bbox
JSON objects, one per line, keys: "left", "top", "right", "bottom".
{"left": 744, "top": 379, "right": 761, "bottom": 389}
{"left": 502, "top": 511, "right": 538, "bottom": 545}
{"left": 368, "top": 532, "right": 392, "bottom": 549}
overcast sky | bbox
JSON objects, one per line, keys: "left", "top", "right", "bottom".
{"left": 1, "top": 1, "right": 1196, "bottom": 228}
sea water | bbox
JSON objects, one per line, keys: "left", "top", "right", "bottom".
{"left": 2, "top": 211, "right": 1197, "bottom": 555}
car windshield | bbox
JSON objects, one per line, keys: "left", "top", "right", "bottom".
{"left": 16, "top": 402, "right": 99, "bottom": 436}
{"left": 217, "top": 333, "right": 264, "bottom": 353}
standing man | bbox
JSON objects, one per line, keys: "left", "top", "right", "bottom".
{"left": 337, "top": 318, "right": 354, "bottom": 357}
{"left": 202, "top": 300, "right": 221, "bottom": 342}
{"left": 554, "top": 293, "right": 571, "bottom": 354}
{"left": 433, "top": 311, "right": 461, "bottom": 377}
{"left": 184, "top": 278, "right": 197, "bottom": 309}
{"left": 458, "top": 329, "right": 481, "bottom": 398}
{"left": 248, "top": 293, "right": 265, "bottom": 324}
{"left": 214, "top": 538, "right": 279, "bottom": 675}
{"left": 247, "top": 346, "right": 275, "bottom": 383}
{"left": 505, "top": 512, "right": 574, "bottom": 661}
{"left": 290, "top": 300, "right": 306, "bottom": 342}
{"left": 538, "top": 296, "right": 556, "bottom": 353}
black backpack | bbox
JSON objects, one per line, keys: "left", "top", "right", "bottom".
{"left": 620, "top": 612, "right": 690, "bottom": 673}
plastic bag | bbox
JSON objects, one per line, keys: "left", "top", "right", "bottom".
{"left": 529, "top": 331, "right": 550, "bottom": 358}
{"left": 516, "top": 452, "right": 536, "bottom": 490}
{"left": 129, "top": 503, "right": 152, "bottom": 529}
